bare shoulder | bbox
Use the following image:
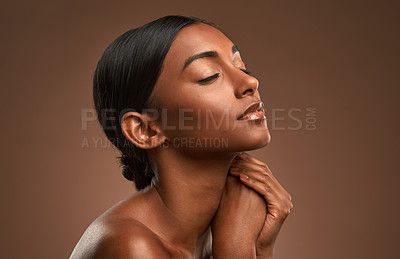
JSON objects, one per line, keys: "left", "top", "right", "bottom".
{"left": 71, "top": 217, "right": 170, "bottom": 259}
{"left": 71, "top": 187, "right": 171, "bottom": 258}
{"left": 98, "top": 218, "right": 171, "bottom": 258}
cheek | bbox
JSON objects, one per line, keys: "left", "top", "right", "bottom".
{"left": 160, "top": 100, "right": 234, "bottom": 139}
{"left": 157, "top": 86, "right": 235, "bottom": 135}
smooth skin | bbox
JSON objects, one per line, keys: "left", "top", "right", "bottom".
{"left": 71, "top": 23, "right": 292, "bottom": 259}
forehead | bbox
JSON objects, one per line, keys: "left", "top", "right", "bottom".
{"left": 163, "top": 23, "right": 235, "bottom": 69}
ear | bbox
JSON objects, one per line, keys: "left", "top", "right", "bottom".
{"left": 121, "top": 111, "right": 166, "bottom": 149}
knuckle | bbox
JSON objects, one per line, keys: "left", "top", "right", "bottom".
{"left": 249, "top": 177, "right": 257, "bottom": 184}
{"left": 264, "top": 184, "right": 272, "bottom": 192}
{"left": 282, "top": 207, "right": 291, "bottom": 216}
{"left": 277, "top": 204, "right": 291, "bottom": 217}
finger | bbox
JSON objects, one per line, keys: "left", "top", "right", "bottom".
{"left": 230, "top": 171, "right": 294, "bottom": 219}
{"left": 230, "top": 168, "right": 290, "bottom": 202}
{"left": 231, "top": 156, "right": 291, "bottom": 200}
{"left": 235, "top": 152, "right": 268, "bottom": 167}
{"left": 239, "top": 174, "right": 294, "bottom": 218}
{"left": 231, "top": 159, "right": 277, "bottom": 182}
{"left": 238, "top": 173, "right": 281, "bottom": 206}
{"left": 230, "top": 166, "right": 278, "bottom": 189}
{"left": 230, "top": 166, "right": 292, "bottom": 204}
{"left": 229, "top": 168, "right": 281, "bottom": 202}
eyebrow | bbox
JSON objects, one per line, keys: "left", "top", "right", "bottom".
{"left": 182, "top": 45, "right": 240, "bottom": 70}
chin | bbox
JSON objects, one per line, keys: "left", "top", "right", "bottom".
{"left": 243, "top": 129, "right": 271, "bottom": 151}
{"left": 225, "top": 126, "right": 271, "bottom": 152}
{"left": 232, "top": 117, "right": 271, "bottom": 149}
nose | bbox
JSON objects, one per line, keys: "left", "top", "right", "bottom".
{"left": 233, "top": 70, "right": 259, "bottom": 98}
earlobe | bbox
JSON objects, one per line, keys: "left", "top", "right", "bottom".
{"left": 121, "top": 112, "right": 166, "bottom": 149}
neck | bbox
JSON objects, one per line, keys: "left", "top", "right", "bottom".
{"left": 148, "top": 148, "right": 237, "bottom": 254}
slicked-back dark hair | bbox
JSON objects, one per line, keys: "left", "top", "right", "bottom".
{"left": 93, "top": 15, "right": 214, "bottom": 190}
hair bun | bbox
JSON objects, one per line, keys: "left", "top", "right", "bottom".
{"left": 118, "top": 152, "right": 154, "bottom": 190}
{"left": 120, "top": 153, "right": 135, "bottom": 181}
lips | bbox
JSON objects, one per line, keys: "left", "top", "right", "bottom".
{"left": 237, "top": 101, "right": 266, "bottom": 121}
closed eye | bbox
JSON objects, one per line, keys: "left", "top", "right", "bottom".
{"left": 240, "top": 69, "right": 251, "bottom": 75}
{"left": 198, "top": 73, "right": 220, "bottom": 83}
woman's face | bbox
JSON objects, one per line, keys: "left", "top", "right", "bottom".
{"left": 151, "top": 23, "right": 270, "bottom": 153}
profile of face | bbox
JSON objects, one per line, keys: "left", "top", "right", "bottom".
{"left": 147, "top": 23, "right": 271, "bottom": 153}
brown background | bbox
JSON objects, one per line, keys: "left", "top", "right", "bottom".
{"left": 1, "top": 0, "right": 399, "bottom": 258}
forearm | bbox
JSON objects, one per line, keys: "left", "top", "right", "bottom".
{"left": 212, "top": 236, "right": 257, "bottom": 259}
{"left": 212, "top": 238, "right": 275, "bottom": 259}
{"left": 212, "top": 245, "right": 256, "bottom": 259}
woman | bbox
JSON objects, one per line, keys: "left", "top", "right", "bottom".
{"left": 71, "top": 15, "right": 293, "bottom": 258}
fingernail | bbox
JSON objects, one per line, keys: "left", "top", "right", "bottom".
{"left": 240, "top": 173, "right": 249, "bottom": 180}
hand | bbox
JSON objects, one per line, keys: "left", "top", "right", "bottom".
{"left": 229, "top": 153, "right": 293, "bottom": 257}
{"left": 211, "top": 175, "right": 267, "bottom": 258}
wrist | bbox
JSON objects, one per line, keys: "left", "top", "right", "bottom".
{"left": 256, "top": 246, "right": 274, "bottom": 259}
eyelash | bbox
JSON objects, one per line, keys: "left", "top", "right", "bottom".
{"left": 198, "top": 69, "right": 251, "bottom": 83}
{"left": 198, "top": 73, "right": 220, "bottom": 83}
{"left": 240, "top": 69, "right": 251, "bottom": 75}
